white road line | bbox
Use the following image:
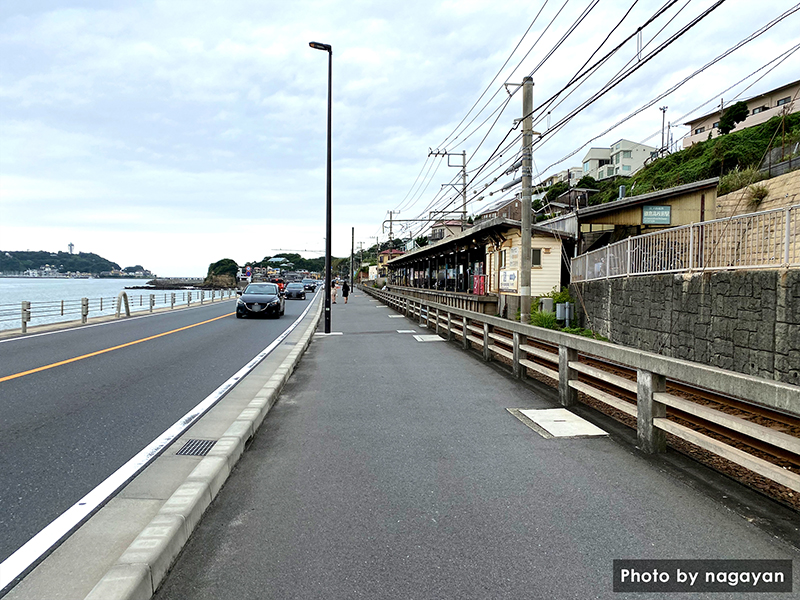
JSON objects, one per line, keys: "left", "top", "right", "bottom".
{"left": 0, "top": 294, "right": 320, "bottom": 593}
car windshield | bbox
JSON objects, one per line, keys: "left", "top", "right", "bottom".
{"left": 244, "top": 284, "right": 278, "bottom": 295}
{"left": 302, "top": 279, "right": 315, "bottom": 284}
{"left": 286, "top": 283, "right": 303, "bottom": 289}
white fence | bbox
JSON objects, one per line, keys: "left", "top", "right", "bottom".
{"left": 0, "top": 289, "right": 236, "bottom": 333}
{"left": 571, "top": 205, "right": 799, "bottom": 281}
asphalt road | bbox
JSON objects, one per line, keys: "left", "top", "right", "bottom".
{"left": 0, "top": 294, "right": 314, "bottom": 564}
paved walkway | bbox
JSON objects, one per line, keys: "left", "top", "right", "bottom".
{"left": 153, "top": 288, "right": 799, "bottom": 599}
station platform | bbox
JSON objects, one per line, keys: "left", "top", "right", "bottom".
{"left": 150, "top": 287, "right": 799, "bottom": 599}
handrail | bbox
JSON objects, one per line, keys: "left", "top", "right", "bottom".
{"left": 572, "top": 204, "right": 799, "bottom": 281}
{"left": 0, "top": 288, "right": 237, "bottom": 333}
{"left": 360, "top": 284, "right": 800, "bottom": 494}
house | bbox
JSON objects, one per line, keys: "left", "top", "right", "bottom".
{"left": 477, "top": 197, "right": 521, "bottom": 221}
{"left": 682, "top": 79, "right": 799, "bottom": 148}
{"left": 378, "top": 249, "right": 404, "bottom": 276}
{"left": 539, "top": 167, "right": 583, "bottom": 188}
{"left": 581, "top": 140, "right": 657, "bottom": 181}
{"left": 429, "top": 220, "right": 463, "bottom": 242}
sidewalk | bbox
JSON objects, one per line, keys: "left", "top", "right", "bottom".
{"left": 152, "top": 288, "right": 799, "bottom": 599}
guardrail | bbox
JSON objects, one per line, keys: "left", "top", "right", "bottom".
{"left": 0, "top": 289, "right": 236, "bottom": 334}
{"left": 361, "top": 285, "right": 800, "bottom": 495}
{"left": 572, "top": 204, "right": 799, "bottom": 281}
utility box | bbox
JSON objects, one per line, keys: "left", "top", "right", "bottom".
{"left": 539, "top": 297, "right": 554, "bottom": 313}
{"left": 556, "top": 302, "right": 574, "bottom": 323}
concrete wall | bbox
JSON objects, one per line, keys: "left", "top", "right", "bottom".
{"left": 571, "top": 269, "right": 799, "bottom": 386}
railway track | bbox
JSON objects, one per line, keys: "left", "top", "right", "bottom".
{"left": 487, "top": 329, "right": 800, "bottom": 508}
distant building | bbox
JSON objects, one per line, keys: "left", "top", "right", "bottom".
{"left": 682, "top": 79, "right": 799, "bottom": 147}
{"left": 477, "top": 198, "right": 521, "bottom": 221}
{"left": 539, "top": 167, "right": 583, "bottom": 188}
{"left": 378, "top": 249, "right": 404, "bottom": 277}
{"left": 429, "top": 220, "right": 463, "bottom": 242}
{"left": 581, "top": 139, "right": 657, "bottom": 181}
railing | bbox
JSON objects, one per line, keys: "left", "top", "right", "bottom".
{"left": 361, "top": 285, "right": 800, "bottom": 495}
{"left": 0, "top": 289, "right": 236, "bottom": 334}
{"left": 572, "top": 204, "right": 799, "bottom": 281}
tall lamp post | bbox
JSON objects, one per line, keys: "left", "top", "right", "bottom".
{"left": 310, "top": 41, "right": 333, "bottom": 333}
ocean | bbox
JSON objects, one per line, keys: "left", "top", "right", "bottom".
{"left": 0, "top": 278, "right": 233, "bottom": 332}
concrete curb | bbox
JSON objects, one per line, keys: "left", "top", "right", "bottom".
{"left": 83, "top": 296, "right": 323, "bottom": 600}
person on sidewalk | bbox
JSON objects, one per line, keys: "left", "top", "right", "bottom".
{"left": 331, "top": 279, "right": 337, "bottom": 303}
{"left": 342, "top": 281, "right": 350, "bottom": 303}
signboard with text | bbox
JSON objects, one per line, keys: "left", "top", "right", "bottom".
{"left": 499, "top": 270, "right": 518, "bottom": 293}
{"left": 642, "top": 205, "right": 671, "bottom": 225}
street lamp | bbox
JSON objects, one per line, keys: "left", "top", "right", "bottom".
{"left": 310, "top": 41, "right": 333, "bottom": 333}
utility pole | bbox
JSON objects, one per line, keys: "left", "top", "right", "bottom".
{"left": 520, "top": 76, "right": 533, "bottom": 324}
{"left": 350, "top": 227, "right": 354, "bottom": 288}
{"left": 428, "top": 149, "right": 468, "bottom": 230}
{"left": 660, "top": 106, "right": 668, "bottom": 155}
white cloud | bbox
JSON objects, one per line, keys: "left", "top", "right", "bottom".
{"left": 1, "top": 0, "right": 798, "bottom": 275}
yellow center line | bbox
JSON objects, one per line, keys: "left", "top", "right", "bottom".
{"left": 0, "top": 312, "right": 234, "bottom": 384}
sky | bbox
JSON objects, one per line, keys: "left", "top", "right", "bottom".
{"left": 1, "top": 0, "right": 798, "bottom": 277}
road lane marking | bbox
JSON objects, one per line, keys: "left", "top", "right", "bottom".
{"left": 0, "top": 313, "right": 233, "bottom": 384}
{"left": 0, "top": 294, "right": 321, "bottom": 593}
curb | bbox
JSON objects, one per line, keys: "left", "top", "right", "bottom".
{"left": 82, "top": 296, "right": 323, "bottom": 600}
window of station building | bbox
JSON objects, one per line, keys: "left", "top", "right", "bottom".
{"left": 622, "top": 150, "right": 632, "bottom": 158}
{"left": 531, "top": 248, "right": 542, "bottom": 267}
{"left": 695, "top": 126, "right": 705, "bottom": 134}
{"left": 777, "top": 96, "right": 791, "bottom": 106}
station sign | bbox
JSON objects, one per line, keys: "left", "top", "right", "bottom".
{"left": 643, "top": 205, "right": 671, "bottom": 225}
{"left": 499, "top": 270, "right": 518, "bottom": 292}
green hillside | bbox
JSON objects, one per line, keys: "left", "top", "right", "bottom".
{"left": 577, "top": 112, "right": 800, "bottom": 205}
{"left": 0, "top": 250, "right": 121, "bottom": 274}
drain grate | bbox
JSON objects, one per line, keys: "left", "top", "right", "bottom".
{"left": 176, "top": 439, "right": 217, "bottom": 456}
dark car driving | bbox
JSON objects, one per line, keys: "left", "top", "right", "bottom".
{"left": 236, "top": 282, "right": 285, "bottom": 319}
{"left": 284, "top": 282, "right": 306, "bottom": 300}
{"left": 302, "top": 278, "right": 318, "bottom": 292}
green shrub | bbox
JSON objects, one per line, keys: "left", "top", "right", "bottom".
{"left": 717, "top": 166, "right": 768, "bottom": 196}
{"left": 748, "top": 183, "right": 770, "bottom": 207}
{"left": 530, "top": 310, "right": 559, "bottom": 329}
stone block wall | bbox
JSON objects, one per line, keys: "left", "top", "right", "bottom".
{"left": 571, "top": 269, "right": 799, "bottom": 386}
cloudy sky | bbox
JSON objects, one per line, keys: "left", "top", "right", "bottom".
{"left": 1, "top": 0, "right": 797, "bottom": 276}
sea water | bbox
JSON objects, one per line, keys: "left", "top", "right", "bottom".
{"left": 0, "top": 278, "right": 226, "bottom": 331}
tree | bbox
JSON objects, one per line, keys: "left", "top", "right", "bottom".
{"left": 718, "top": 101, "right": 749, "bottom": 135}
{"left": 207, "top": 258, "right": 238, "bottom": 279}
{"left": 414, "top": 236, "right": 429, "bottom": 248}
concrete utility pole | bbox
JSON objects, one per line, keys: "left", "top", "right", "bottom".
{"left": 520, "top": 76, "right": 533, "bottom": 324}
{"left": 660, "top": 106, "right": 668, "bottom": 155}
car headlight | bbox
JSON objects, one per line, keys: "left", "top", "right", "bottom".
{"left": 269, "top": 298, "right": 280, "bottom": 305}
{"left": 237, "top": 298, "right": 245, "bottom": 306}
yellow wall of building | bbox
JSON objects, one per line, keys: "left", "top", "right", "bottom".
{"left": 486, "top": 230, "right": 562, "bottom": 297}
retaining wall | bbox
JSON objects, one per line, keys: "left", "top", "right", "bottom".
{"left": 571, "top": 269, "right": 799, "bottom": 386}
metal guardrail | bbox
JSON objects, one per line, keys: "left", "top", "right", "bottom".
{"left": 361, "top": 285, "right": 800, "bottom": 494}
{"left": 572, "top": 204, "right": 799, "bottom": 281}
{"left": 0, "top": 289, "right": 236, "bottom": 334}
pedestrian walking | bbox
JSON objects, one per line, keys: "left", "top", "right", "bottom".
{"left": 331, "top": 279, "right": 337, "bottom": 303}
{"left": 342, "top": 281, "right": 350, "bottom": 303}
